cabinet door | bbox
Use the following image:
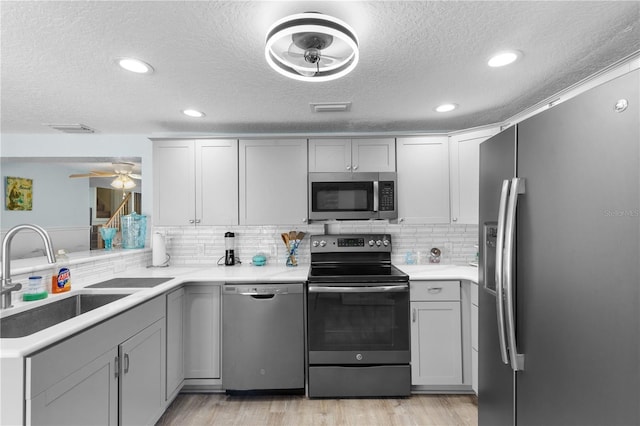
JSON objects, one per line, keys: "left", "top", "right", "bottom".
{"left": 308, "top": 138, "right": 351, "bottom": 172}
{"left": 28, "top": 348, "right": 118, "bottom": 426}
{"left": 397, "top": 136, "right": 450, "bottom": 223}
{"left": 196, "top": 139, "right": 239, "bottom": 225}
{"left": 166, "top": 287, "right": 185, "bottom": 401}
{"left": 449, "top": 129, "right": 498, "bottom": 224}
{"left": 119, "top": 318, "right": 166, "bottom": 426}
{"left": 351, "top": 138, "right": 396, "bottom": 172}
{"left": 184, "top": 285, "right": 221, "bottom": 379}
{"left": 410, "top": 301, "right": 462, "bottom": 385}
{"left": 153, "top": 139, "right": 196, "bottom": 225}
{"left": 239, "top": 139, "right": 307, "bottom": 225}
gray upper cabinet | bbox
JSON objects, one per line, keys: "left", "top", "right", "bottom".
{"left": 396, "top": 136, "right": 450, "bottom": 224}
{"left": 239, "top": 139, "right": 308, "bottom": 225}
{"left": 153, "top": 139, "right": 239, "bottom": 226}
{"left": 309, "top": 138, "right": 396, "bottom": 172}
{"left": 449, "top": 128, "right": 498, "bottom": 224}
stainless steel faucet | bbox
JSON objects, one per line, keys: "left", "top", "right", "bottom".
{"left": 1, "top": 224, "right": 57, "bottom": 309}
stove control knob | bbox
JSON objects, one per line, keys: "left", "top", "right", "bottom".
{"left": 319, "top": 240, "right": 327, "bottom": 247}
{"left": 382, "top": 239, "right": 390, "bottom": 247}
{"left": 376, "top": 240, "right": 382, "bottom": 247}
{"left": 312, "top": 240, "right": 319, "bottom": 247}
{"left": 368, "top": 240, "right": 375, "bottom": 247}
{"left": 356, "top": 353, "right": 363, "bottom": 361}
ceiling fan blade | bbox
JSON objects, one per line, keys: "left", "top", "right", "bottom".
{"left": 69, "top": 173, "right": 98, "bottom": 178}
{"left": 69, "top": 171, "right": 117, "bottom": 178}
{"left": 128, "top": 173, "right": 142, "bottom": 180}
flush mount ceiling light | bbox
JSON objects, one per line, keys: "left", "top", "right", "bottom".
{"left": 116, "top": 57, "right": 154, "bottom": 74}
{"left": 435, "top": 103, "right": 458, "bottom": 113}
{"left": 182, "top": 109, "right": 206, "bottom": 118}
{"left": 488, "top": 50, "right": 522, "bottom": 67}
{"left": 265, "top": 12, "right": 359, "bottom": 82}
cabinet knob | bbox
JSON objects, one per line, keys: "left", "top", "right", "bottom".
{"left": 195, "top": 219, "right": 201, "bottom": 224}
{"left": 346, "top": 165, "right": 351, "bottom": 170}
{"left": 302, "top": 218, "right": 307, "bottom": 223}
{"left": 452, "top": 217, "right": 458, "bottom": 222}
{"left": 188, "top": 219, "right": 195, "bottom": 224}
{"left": 352, "top": 164, "right": 358, "bottom": 171}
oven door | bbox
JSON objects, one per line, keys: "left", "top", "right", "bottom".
{"left": 307, "top": 283, "right": 410, "bottom": 365}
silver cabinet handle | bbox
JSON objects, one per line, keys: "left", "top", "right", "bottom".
{"left": 495, "top": 179, "right": 510, "bottom": 365}
{"left": 427, "top": 287, "right": 443, "bottom": 293}
{"left": 412, "top": 308, "right": 416, "bottom": 323}
{"left": 114, "top": 356, "right": 119, "bottom": 378}
{"left": 124, "top": 353, "right": 130, "bottom": 374}
{"left": 504, "top": 177, "right": 526, "bottom": 371}
{"left": 373, "top": 181, "right": 379, "bottom": 212}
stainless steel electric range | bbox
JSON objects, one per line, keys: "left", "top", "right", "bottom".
{"left": 306, "top": 234, "right": 411, "bottom": 398}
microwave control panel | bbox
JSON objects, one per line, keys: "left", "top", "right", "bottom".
{"left": 379, "top": 181, "right": 395, "bottom": 211}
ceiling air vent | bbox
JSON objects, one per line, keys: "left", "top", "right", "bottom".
{"left": 310, "top": 102, "right": 352, "bottom": 113}
{"left": 44, "top": 123, "right": 96, "bottom": 134}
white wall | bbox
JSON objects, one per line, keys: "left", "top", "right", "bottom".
{"left": 0, "top": 134, "right": 153, "bottom": 257}
{"left": 0, "top": 133, "right": 153, "bottom": 217}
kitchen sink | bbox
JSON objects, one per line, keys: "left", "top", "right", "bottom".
{"left": 85, "top": 277, "right": 173, "bottom": 289}
{"left": 0, "top": 293, "right": 128, "bottom": 338}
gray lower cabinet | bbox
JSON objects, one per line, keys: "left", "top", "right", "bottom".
{"left": 26, "top": 296, "right": 166, "bottom": 425}
{"left": 183, "top": 284, "right": 221, "bottom": 379}
{"left": 166, "top": 287, "right": 185, "bottom": 401}
{"left": 119, "top": 318, "right": 165, "bottom": 425}
{"left": 410, "top": 281, "right": 463, "bottom": 386}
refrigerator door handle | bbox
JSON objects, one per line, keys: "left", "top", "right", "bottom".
{"left": 495, "top": 179, "right": 510, "bottom": 365}
{"left": 504, "top": 177, "right": 526, "bottom": 371}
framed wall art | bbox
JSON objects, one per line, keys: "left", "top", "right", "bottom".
{"left": 5, "top": 176, "right": 33, "bottom": 211}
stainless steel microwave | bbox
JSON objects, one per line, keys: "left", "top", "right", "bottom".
{"left": 308, "top": 172, "right": 397, "bottom": 220}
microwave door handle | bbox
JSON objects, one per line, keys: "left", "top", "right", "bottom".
{"left": 373, "top": 181, "right": 379, "bottom": 212}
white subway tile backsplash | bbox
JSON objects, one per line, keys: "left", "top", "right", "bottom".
{"left": 155, "top": 222, "right": 479, "bottom": 267}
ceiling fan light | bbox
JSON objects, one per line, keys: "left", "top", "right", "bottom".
{"left": 265, "top": 13, "right": 359, "bottom": 82}
{"left": 116, "top": 57, "right": 154, "bottom": 74}
{"left": 488, "top": 50, "right": 521, "bottom": 67}
{"left": 111, "top": 175, "right": 136, "bottom": 189}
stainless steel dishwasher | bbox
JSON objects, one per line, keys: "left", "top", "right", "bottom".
{"left": 222, "top": 282, "right": 304, "bottom": 392}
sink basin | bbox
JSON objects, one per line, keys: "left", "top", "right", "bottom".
{"left": 0, "top": 293, "right": 128, "bottom": 338}
{"left": 86, "top": 277, "right": 173, "bottom": 289}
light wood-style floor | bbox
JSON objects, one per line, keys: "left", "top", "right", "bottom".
{"left": 156, "top": 393, "right": 478, "bottom": 426}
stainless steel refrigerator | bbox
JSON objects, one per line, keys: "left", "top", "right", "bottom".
{"left": 478, "top": 68, "right": 639, "bottom": 426}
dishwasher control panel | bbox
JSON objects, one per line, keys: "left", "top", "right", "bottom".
{"left": 223, "top": 283, "right": 304, "bottom": 296}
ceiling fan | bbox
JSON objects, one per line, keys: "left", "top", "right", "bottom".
{"left": 69, "top": 162, "right": 141, "bottom": 189}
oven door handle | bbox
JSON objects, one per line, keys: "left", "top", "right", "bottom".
{"left": 308, "top": 284, "right": 408, "bottom": 293}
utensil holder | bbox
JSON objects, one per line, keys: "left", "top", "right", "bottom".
{"left": 286, "top": 242, "right": 299, "bottom": 267}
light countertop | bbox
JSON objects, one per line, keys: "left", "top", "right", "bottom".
{"left": 1, "top": 262, "right": 477, "bottom": 358}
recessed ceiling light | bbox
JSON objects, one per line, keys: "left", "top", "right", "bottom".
{"left": 116, "top": 57, "right": 154, "bottom": 74}
{"left": 435, "top": 103, "right": 458, "bottom": 113}
{"left": 488, "top": 50, "right": 521, "bottom": 67}
{"left": 182, "top": 109, "right": 205, "bottom": 118}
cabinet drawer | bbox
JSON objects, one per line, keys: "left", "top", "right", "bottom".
{"left": 410, "top": 281, "right": 460, "bottom": 301}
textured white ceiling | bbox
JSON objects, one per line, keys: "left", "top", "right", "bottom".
{"left": 1, "top": 1, "right": 639, "bottom": 135}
